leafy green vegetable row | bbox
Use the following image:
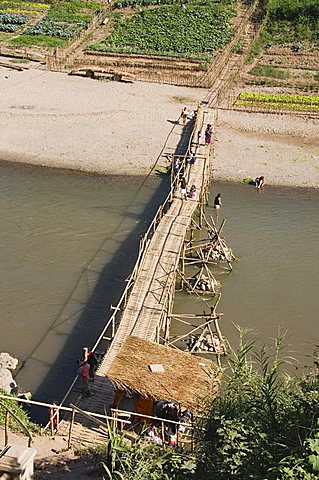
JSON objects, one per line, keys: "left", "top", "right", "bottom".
{"left": 90, "top": 6, "right": 234, "bottom": 57}
{"left": 0, "top": 10, "right": 29, "bottom": 22}
{"left": 112, "top": 0, "right": 179, "bottom": 8}
{"left": 235, "top": 99, "right": 319, "bottom": 111}
{"left": 0, "top": 1, "right": 50, "bottom": 9}
{"left": 0, "top": 21, "right": 21, "bottom": 30}
{"left": 239, "top": 92, "right": 319, "bottom": 105}
{"left": 25, "top": 19, "right": 86, "bottom": 37}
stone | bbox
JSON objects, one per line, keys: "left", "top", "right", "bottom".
{"left": 0, "top": 368, "right": 17, "bottom": 394}
{"left": 0, "top": 352, "right": 19, "bottom": 371}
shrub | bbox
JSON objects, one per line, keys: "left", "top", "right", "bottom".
{"left": 195, "top": 330, "right": 319, "bottom": 480}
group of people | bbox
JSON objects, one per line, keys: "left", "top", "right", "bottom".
{"left": 77, "top": 346, "right": 98, "bottom": 398}
{"left": 179, "top": 106, "right": 199, "bottom": 126}
{"left": 197, "top": 123, "right": 213, "bottom": 146}
{"left": 180, "top": 177, "right": 197, "bottom": 200}
{"left": 146, "top": 401, "right": 193, "bottom": 446}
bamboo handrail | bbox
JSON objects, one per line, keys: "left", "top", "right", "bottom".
{"left": 111, "top": 408, "right": 194, "bottom": 429}
{"left": 0, "top": 394, "right": 121, "bottom": 422}
{"left": 0, "top": 400, "right": 33, "bottom": 448}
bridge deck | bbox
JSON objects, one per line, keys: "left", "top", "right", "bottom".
{"left": 98, "top": 111, "right": 213, "bottom": 374}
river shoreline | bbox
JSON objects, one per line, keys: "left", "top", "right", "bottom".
{"left": 1, "top": 65, "right": 318, "bottom": 188}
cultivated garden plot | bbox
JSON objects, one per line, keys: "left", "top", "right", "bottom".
{"left": 88, "top": 0, "right": 236, "bottom": 60}
{"left": 0, "top": 0, "right": 102, "bottom": 47}
{"left": 240, "top": 0, "right": 319, "bottom": 93}
{"left": 234, "top": 92, "right": 319, "bottom": 113}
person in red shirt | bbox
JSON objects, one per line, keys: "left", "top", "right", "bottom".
{"left": 82, "top": 347, "right": 98, "bottom": 381}
{"left": 77, "top": 360, "right": 91, "bottom": 397}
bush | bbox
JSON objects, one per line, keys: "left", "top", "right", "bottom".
{"left": 195, "top": 330, "right": 319, "bottom": 480}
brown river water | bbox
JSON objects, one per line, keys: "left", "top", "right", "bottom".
{"left": 0, "top": 163, "right": 318, "bottom": 419}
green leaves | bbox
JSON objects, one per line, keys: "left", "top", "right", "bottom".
{"left": 25, "top": 19, "right": 85, "bottom": 38}
{"left": 90, "top": 5, "right": 233, "bottom": 58}
{"left": 196, "top": 334, "right": 319, "bottom": 480}
{"left": 235, "top": 92, "right": 319, "bottom": 113}
{"left": 308, "top": 454, "right": 319, "bottom": 472}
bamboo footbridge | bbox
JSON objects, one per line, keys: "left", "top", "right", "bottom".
{"left": 56, "top": 107, "right": 217, "bottom": 445}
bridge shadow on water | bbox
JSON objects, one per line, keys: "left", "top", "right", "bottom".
{"left": 27, "top": 120, "right": 194, "bottom": 424}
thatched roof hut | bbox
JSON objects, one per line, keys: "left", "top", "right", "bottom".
{"left": 107, "top": 336, "right": 219, "bottom": 408}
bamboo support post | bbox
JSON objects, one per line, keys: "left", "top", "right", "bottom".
{"left": 49, "top": 408, "right": 54, "bottom": 437}
{"left": 180, "top": 243, "right": 185, "bottom": 289}
{"left": 4, "top": 411, "right": 9, "bottom": 446}
{"left": 210, "top": 215, "right": 233, "bottom": 270}
{"left": 67, "top": 408, "right": 76, "bottom": 449}
{"left": 170, "top": 318, "right": 218, "bottom": 345}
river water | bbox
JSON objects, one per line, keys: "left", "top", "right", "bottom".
{"left": 0, "top": 162, "right": 169, "bottom": 408}
{"left": 1, "top": 164, "right": 318, "bottom": 412}
{"left": 173, "top": 182, "right": 319, "bottom": 368}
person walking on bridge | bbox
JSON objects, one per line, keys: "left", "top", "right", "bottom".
{"left": 77, "top": 359, "right": 91, "bottom": 397}
{"left": 180, "top": 107, "right": 188, "bottom": 126}
{"left": 205, "top": 124, "right": 213, "bottom": 145}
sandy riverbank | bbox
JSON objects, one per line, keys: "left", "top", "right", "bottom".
{"left": 214, "top": 110, "right": 319, "bottom": 188}
{"left": 1, "top": 64, "right": 318, "bottom": 187}
{"left": 0, "top": 65, "right": 204, "bottom": 175}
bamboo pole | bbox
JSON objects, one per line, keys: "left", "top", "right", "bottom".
{"left": 170, "top": 318, "right": 218, "bottom": 345}
{"left": 180, "top": 243, "right": 185, "bottom": 289}
{"left": 4, "top": 411, "right": 9, "bottom": 446}
{"left": 210, "top": 216, "right": 233, "bottom": 270}
{"left": 67, "top": 408, "right": 76, "bottom": 449}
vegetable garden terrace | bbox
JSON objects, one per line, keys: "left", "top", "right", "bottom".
{"left": 0, "top": 0, "right": 259, "bottom": 87}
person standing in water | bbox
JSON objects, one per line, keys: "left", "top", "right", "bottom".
{"left": 214, "top": 193, "right": 222, "bottom": 209}
{"left": 255, "top": 176, "right": 265, "bottom": 188}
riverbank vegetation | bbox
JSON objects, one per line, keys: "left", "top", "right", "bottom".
{"left": 264, "top": 0, "right": 319, "bottom": 45}
{"left": 99, "top": 332, "right": 319, "bottom": 479}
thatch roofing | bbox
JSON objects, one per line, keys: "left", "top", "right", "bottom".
{"left": 107, "top": 336, "right": 219, "bottom": 408}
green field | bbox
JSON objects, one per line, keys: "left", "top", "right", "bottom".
{"left": 88, "top": 2, "right": 235, "bottom": 60}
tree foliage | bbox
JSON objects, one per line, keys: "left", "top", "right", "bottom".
{"left": 265, "top": 0, "right": 319, "bottom": 43}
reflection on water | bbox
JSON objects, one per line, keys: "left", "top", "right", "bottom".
{"left": 173, "top": 181, "right": 319, "bottom": 365}
{"left": 0, "top": 162, "right": 167, "bottom": 405}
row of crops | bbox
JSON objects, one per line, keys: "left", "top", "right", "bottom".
{"left": 89, "top": 5, "right": 235, "bottom": 60}
{"left": 235, "top": 92, "right": 319, "bottom": 112}
{"left": 0, "top": 0, "right": 236, "bottom": 58}
{"left": 0, "top": 12, "right": 29, "bottom": 32}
